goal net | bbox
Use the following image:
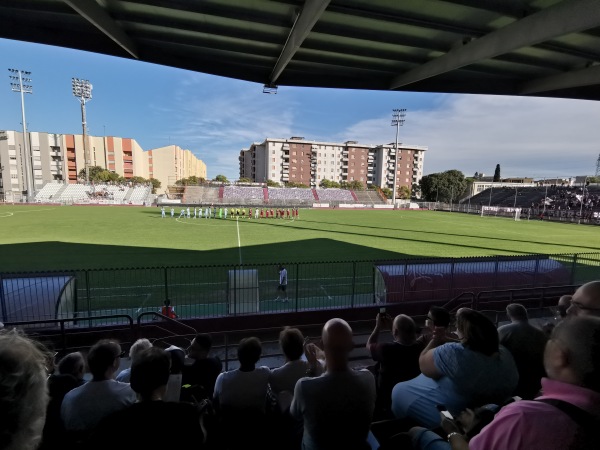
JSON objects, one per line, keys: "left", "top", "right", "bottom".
{"left": 481, "top": 206, "right": 522, "bottom": 221}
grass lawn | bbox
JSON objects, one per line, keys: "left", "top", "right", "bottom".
{"left": 1, "top": 204, "right": 600, "bottom": 271}
{"left": 1, "top": 205, "right": 598, "bottom": 320}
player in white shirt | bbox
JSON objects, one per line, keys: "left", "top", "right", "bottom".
{"left": 178, "top": 208, "right": 185, "bottom": 218}
{"left": 186, "top": 207, "right": 191, "bottom": 218}
{"left": 170, "top": 207, "right": 175, "bottom": 218}
{"left": 161, "top": 206, "right": 166, "bottom": 218}
{"left": 224, "top": 207, "right": 228, "bottom": 219}
{"left": 205, "top": 207, "right": 210, "bottom": 218}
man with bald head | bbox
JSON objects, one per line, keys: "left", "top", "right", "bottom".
{"left": 290, "top": 318, "right": 376, "bottom": 450}
{"left": 464, "top": 316, "right": 600, "bottom": 450}
{"left": 567, "top": 281, "right": 600, "bottom": 317}
{"left": 367, "top": 312, "right": 424, "bottom": 418}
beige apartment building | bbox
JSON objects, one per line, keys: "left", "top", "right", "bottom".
{"left": 0, "top": 130, "right": 206, "bottom": 200}
{"left": 239, "top": 137, "right": 426, "bottom": 197}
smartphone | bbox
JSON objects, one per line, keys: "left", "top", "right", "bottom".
{"left": 379, "top": 307, "right": 386, "bottom": 314}
{"left": 436, "top": 404, "right": 454, "bottom": 420}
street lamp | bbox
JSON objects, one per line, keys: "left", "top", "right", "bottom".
{"left": 8, "top": 68, "right": 34, "bottom": 202}
{"left": 72, "top": 78, "right": 93, "bottom": 183}
{"left": 391, "top": 109, "right": 407, "bottom": 207}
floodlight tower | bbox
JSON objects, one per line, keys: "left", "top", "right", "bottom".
{"left": 391, "top": 109, "right": 407, "bottom": 205}
{"left": 8, "top": 68, "right": 34, "bottom": 202}
{"left": 72, "top": 78, "right": 93, "bottom": 183}
{"left": 595, "top": 153, "right": 600, "bottom": 177}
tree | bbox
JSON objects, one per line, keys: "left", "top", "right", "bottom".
{"left": 319, "top": 179, "right": 340, "bottom": 188}
{"left": 347, "top": 180, "right": 365, "bottom": 190}
{"left": 493, "top": 164, "right": 501, "bottom": 182}
{"left": 419, "top": 170, "right": 468, "bottom": 202}
{"left": 78, "top": 165, "right": 104, "bottom": 181}
{"left": 397, "top": 185, "right": 410, "bottom": 199}
{"left": 213, "top": 174, "right": 228, "bottom": 183}
{"left": 286, "top": 181, "right": 310, "bottom": 188}
{"left": 130, "top": 176, "right": 147, "bottom": 185}
{"left": 266, "top": 179, "right": 280, "bottom": 187}
{"left": 238, "top": 177, "right": 252, "bottom": 183}
{"left": 587, "top": 176, "right": 599, "bottom": 184}
{"left": 149, "top": 178, "right": 161, "bottom": 194}
{"left": 380, "top": 187, "right": 393, "bottom": 199}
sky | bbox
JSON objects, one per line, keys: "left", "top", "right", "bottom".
{"left": 1, "top": 38, "right": 599, "bottom": 181}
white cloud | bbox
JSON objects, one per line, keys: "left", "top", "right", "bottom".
{"left": 338, "top": 95, "right": 600, "bottom": 178}
{"left": 162, "top": 74, "right": 296, "bottom": 179}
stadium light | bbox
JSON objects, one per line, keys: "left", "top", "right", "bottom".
{"left": 263, "top": 83, "right": 278, "bottom": 94}
{"left": 8, "top": 68, "right": 34, "bottom": 202}
{"left": 391, "top": 109, "right": 407, "bottom": 206}
{"left": 72, "top": 78, "right": 93, "bottom": 183}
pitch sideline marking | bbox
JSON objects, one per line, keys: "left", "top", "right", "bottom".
{"left": 0, "top": 208, "right": 55, "bottom": 218}
{"left": 236, "top": 218, "right": 243, "bottom": 265}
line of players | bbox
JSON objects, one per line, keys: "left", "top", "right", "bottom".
{"left": 161, "top": 205, "right": 299, "bottom": 220}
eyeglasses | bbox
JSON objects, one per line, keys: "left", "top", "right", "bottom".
{"left": 117, "top": 351, "right": 126, "bottom": 358}
{"left": 426, "top": 316, "right": 434, "bottom": 321}
{"left": 569, "top": 300, "right": 600, "bottom": 312}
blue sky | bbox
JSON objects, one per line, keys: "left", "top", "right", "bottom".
{"left": 1, "top": 38, "right": 599, "bottom": 181}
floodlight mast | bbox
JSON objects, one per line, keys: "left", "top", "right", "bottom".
{"left": 8, "top": 68, "right": 34, "bottom": 202}
{"left": 72, "top": 78, "right": 93, "bottom": 184}
{"left": 391, "top": 109, "right": 406, "bottom": 207}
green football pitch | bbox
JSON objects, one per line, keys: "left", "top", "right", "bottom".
{"left": 1, "top": 205, "right": 599, "bottom": 271}
{"left": 1, "top": 205, "right": 598, "bottom": 321}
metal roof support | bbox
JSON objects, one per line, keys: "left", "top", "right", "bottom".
{"left": 390, "top": 0, "right": 600, "bottom": 89}
{"left": 520, "top": 64, "right": 600, "bottom": 94}
{"left": 268, "top": 0, "right": 331, "bottom": 85}
{"left": 63, "top": 0, "right": 138, "bottom": 58}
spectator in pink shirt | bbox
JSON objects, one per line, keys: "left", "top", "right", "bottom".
{"left": 442, "top": 316, "right": 600, "bottom": 450}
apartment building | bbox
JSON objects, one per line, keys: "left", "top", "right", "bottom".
{"left": 0, "top": 130, "right": 206, "bottom": 199}
{"left": 239, "top": 137, "right": 426, "bottom": 196}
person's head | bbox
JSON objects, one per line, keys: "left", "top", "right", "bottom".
{"left": 506, "top": 303, "right": 528, "bottom": 323}
{"left": 455, "top": 308, "right": 499, "bottom": 356}
{"left": 279, "top": 327, "right": 304, "bottom": 361}
{"left": 0, "top": 330, "right": 50, "bottom": 450}
{"left": 57, "top": 352, "right": 86, "bottom": 380}
{"left": 322, "top": 318, "right": 354, "bottom": 371}
{"left": 237, "top": 337, "right": 262, "bottom": 368}
{"left": 129, "top": 338, "right": 152, "bottom": 362}
{"left": 544, "top": 316, "right": 600, "bottom": 393}
{"left": 164, "top": 299, "right": 171, "bottom": 307}
{"left": 165, "top": 346, "right": 185, "bottom": 374}
{"left": 426, "top": 306, "right": 451, "bottom": 328}
{"left": 279, "top": 265, "right": 284, "bottom": 271}
{"left": 187, "top": 333, "right": 212, "bottom": 359}
{"left": 87, "top": 340, "right": 123, "bottom": 380}
{"left": 557, "top": 295, "right": 572, "bottom": 319}
{"left": 567, "top": 282, "right": 600, "bottom": 317}
{"left": 392, "top": 315, "right": 417, "bottom": 344}
{"left": 130, "top": 347, "right": 171, "bottom": 400}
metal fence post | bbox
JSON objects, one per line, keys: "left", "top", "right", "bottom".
{"left": 295, "top": 263, "right": 299, "bottom": 313}
{"left": 351, "top": 261, "right": 356, "bottom": 308}
{"left": 163, "top": 267, "right": 169, "bottom": 301}
{"left": 570, "top": 254, "right": 578, "bottom": 284}
{"left": 85, "top": 270, "right": 92, "bottom": 328}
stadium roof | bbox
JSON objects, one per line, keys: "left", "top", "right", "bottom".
{"left": 3, "top": 0, "right": 600, "bottom": 100}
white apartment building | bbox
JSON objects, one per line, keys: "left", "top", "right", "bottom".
{"left": 239, "top": 137, "right": 426, "bottom": 197}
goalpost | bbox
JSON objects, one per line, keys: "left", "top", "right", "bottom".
{"left": 481, "top": 206, "right": 522, "bottom": 221}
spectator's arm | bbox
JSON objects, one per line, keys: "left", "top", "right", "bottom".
{"left": 289, "top": 380, "right": 303, "bottom": 420}
{"left": 419, "top": 329, "right": 446, "bottom": 379}
{"left": 212, "top": 373, "right": 223, "bottom": 410}
{"left": 366, "top": 313, "right": 387, "bottom": 359}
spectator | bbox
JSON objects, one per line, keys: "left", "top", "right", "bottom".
{"left": 367, "top": 313, "right": 424, "bottom": 419}
{"left": 0, "top": 330, "right": 49, "bottom": 450}
{"left": 115, "top": 338, "right": 152, "bottom": 383}
{"left": 182, "top": 333, "right": 222, "bottom": 402}
{"left": 458, "top": 316, "right": 600, "bottom": 450}
{"left": 567, "top": 281, "right": 600, "bottom": 317}
{"left": 89, "top": 347, "right": 205, "bottom": 450}
{"left": 556, "top": 295, "right": 572, "bottom": 320}
{"left": 269, "top": 327, "right": 323, "bottom": 398}
{"left": 498, "top": 304, "right": 548, "bottom": 399}
{"left": 417, "top": 306, "right": 454, "bottom": 346}
{"left": 61, "top": 340, "right": 136, "bottom": 432}
{"left": 213, "top": 337, "right": 271, "bottom": 449}
{"left": 290, "top": 318, "right": 376, "bottom": 450}
{"left": 391, "top": 308, "right": 518, "bottom": 428}
{"left": 42, "top": 352, "right": 86, "bottom": 449}
{"left": 164, "top": 345, "right": 185, "bottom": 402}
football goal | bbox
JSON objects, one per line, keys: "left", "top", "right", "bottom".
{"left": 481, "top": 206, "right": 522, "bottom": 221}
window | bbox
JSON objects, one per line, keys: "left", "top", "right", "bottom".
{"left": 292, "top": 151, "right": 296, "bottom": 156}
{"left": 351, "top": 155, "right": 355, "bottom": 159}
{"left": 318, "top": 168, "right": 321, "bottom": 172}
{"left": 272, "top": 150, "right": 275, "bottom": 154}
{"left": 272, "top": 158, "right": 275, "bottom": 162}
{"left": 272, "top": 165, "right": 275, "bottom": 170}
{"left": 318, "top": 153, "right": 321, "bottom": 157}
{"left": 331, "top": 168, "right": 334, "bottom": 173}
{"left": 351, "top": 169, "right": 355, "bottom": 174}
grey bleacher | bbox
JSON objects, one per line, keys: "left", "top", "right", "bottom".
{"left": 183, "top": 186, "right": 220, "bottom": 204}
{"left": 353, "top": 190, "right": 386, "bottom": 205}
{"left": 315, "top": 188, "right": 354, "bottom": 202}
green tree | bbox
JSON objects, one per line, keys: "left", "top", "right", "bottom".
{"left": 149, "top": 177, "right": 161, "bottom": 194}
{"left": 286, "top": 182, "right": 310, "bottom": 188}
{"left": 397, "top": 185, "right": 410, "bottom": 199}
{"left": 493, "top": 164, "right": 501, "bottom": 182}
{"left": 380, "top": 187, "right": 393, "bottom": 199}
{"left": 79, "top": 165, "right": 105, "bottom": 181}
{"left": 587, "top": 176, "right": 599, "bottom": 183}
{"left": 266, "top": 179, "right": 280, "bottom": 187}
{"left": 347, "top": 180, "right": 364, "bottom": 190}
{"left": 238, "top": 177, "right": 252, "bottom": 183}
{"left": 320, "top": 179, "right": 340, "bottom": 188}
{"left": 419, "top": 170, "right": 468, "bottom": 202}
{"left": 213, "top": 174, "right": 228, "bottom": 183}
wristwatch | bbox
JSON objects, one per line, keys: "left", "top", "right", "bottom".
{"left": 447, "top": 432, "right": 464, "bottom": 441}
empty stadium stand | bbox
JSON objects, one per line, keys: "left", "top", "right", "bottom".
{"left": 34, "top": 182, "right": 64, "bottom": 201}
{"left": 353, "top": 190, "right": 387, "bottom": 205}
{"left": 183, "top": 186, "right": 220, "bottom": 204}
{"left": 315, "top": 188, "right": 355, "bottom": 202}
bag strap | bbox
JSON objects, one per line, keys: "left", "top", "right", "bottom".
{"left": 536, "top": 398, "right": 597, "bottom": 429}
